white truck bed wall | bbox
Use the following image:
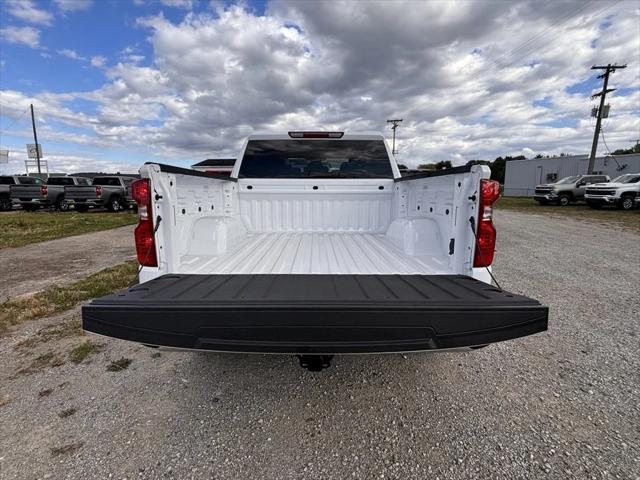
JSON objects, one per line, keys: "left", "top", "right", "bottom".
{"left": 138, "top": 163, "right": 490, "bottom": 282}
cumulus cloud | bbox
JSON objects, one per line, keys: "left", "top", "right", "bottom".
{"left": 1, "top": 1, "right": 639, "bottom": 173}
{"left": 4, "top": 0, "right": 53, "bottom": 25}
{"left": 57, "top": 48, "right": 86, "bottom": 60}
{"left": 159, "top": 0, "right": 193, "bottom": 9}
{"left": 53, "top": 0, "right": 93, "bottom": 11}
{"left": 90, "top": 55, "right": 106, "bottom": 67}
{"left": 0, "top": 26, "right": 41, "bottom": 48}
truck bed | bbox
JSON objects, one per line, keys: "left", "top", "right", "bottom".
{"left": 179, "top": 232, "right": 449, "bottom": 275}
{"left": 83, "top": 274, "right": 548, "bottom": 354}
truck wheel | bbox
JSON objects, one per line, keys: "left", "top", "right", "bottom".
{"left": 587, "top": 201, "right": 602, "bottom": 210}
{"left": 0, "top": 197, "right": 11, "bottom": 211}
{"left": 107, "top": 196, "right": 123, "bottom": 212}
{"left": 75, "top": 204, "right": 89, "bottom": 213}
{"left": 558, "top": 194, "right": 571, "bottom": 206}
{"left": 55, "top": 197, "right": 70, "bottom": 212}
{"left": 618, "top": 195, "right": 635, "bottom": 211}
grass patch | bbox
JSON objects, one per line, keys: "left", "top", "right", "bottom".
{"left": 0, "top": 261, "right": 138, "bottom": 336}
{"left": 107, "top": 357, "right": 132, "bottom": 372}
{"left": 495, "top": 196, "right": 640, "bottom": 233}
{"left": 0, "top": 211, "right": 137, "bottom": 249}
{"left": 69, "top": 340, "right": 101, "bottom": 364}
{"left": 16, "top": 352, "right": 65, "bottom": 376}
{"left": 16, "top": 319, "right": 82, "bottom": 350}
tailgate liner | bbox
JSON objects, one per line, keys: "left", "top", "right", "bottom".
{"left": 83, "top": 274, "right": 548, "bottom": 354}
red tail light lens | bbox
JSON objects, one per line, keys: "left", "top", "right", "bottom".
{"left": 473, "top": 179, "right": 500, "bottom": 267}
{"left": 131, "top": 179, "right": 157, "bottom": 267}
{"left": 41, "top": 185, "right": 48, "bottom": 196}
{"left": 95, "top": 185, "right": 102, "bottom": 198}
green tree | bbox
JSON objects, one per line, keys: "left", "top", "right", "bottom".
{"left": 434, "top": 160, "right": 452, "bottom": 170}
{"left": 417, "top": 163, "right": 436, "bottom": 170}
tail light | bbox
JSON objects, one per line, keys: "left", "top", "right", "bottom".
{"left": 131, "top": 178, "right": 157, "bottom": 267}
{"left": 41, "top": 185, "right": 48, "bottom": 197}
{"left": 473, "top": 179, "right": 501, "bottom": 267}
{"left": 95, "top": 185, "right": 102, "bottom": 198}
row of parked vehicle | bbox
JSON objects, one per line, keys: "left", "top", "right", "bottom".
{"left": 533, "top": 173, "right": 640, "bottom": 210}
{"left": 0, "top": 174, "right": 138, "bottom": 212}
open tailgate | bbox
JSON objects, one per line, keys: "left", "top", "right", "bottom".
{"left": 83, "top": 274, "right": 548, "bottom": 354}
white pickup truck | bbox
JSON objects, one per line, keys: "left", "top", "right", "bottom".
{"left": 83, "top": 132, "right": 548, "bottom": 370}
{"left": 585, "top": 173, "right": 640, "bottom": 210}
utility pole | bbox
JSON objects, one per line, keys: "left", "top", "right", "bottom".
{"left": 386, "top": 119, "right": 403, "bottom": 155}
{"left": 30, "top": 103, "right": 41, "bottom": 173}
{"left": 588, "top": 64, "right": 626, "bottom": 174}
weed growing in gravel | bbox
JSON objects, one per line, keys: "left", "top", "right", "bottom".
{"left": 107, "top": 357, "right": 132, "bottom": 372}
{"left": 58, "top": 407, "right": 77, "bottom": 418}
{"left": 16, "top": 352, "right": 65, "bottom": 376}
{"left": 16, "top": 319, "right": 83, "bottom": 350}
{"left": 0, "top": 261, "right": 138, "bottom": 335}
{"left": 0, "top": 394, "right": 9, "bottom": 407}
{"left": 69, "top": 340, "right": 101, "bottom": 364}
{"left": 50, "top": 441, "right": 84, "bottom": 456}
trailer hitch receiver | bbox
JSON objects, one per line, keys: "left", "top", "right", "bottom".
{"left": 297, "top": 355, "right": 333, "bottom": 371}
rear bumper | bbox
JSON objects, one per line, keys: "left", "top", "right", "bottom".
{"left": 82, "top": 274, "right": 549, "bottom": 354}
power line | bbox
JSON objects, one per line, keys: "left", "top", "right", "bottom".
{"left": 466, "top": 1, "right": 620, "bottom": 83}
{"left": 483, "top": 1, "right": 594, "bottom": 73}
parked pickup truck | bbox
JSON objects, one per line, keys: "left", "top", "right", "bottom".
{"left": 65, "top": 175, "right": 137, "bottom": 212}
{"left": 82, "top": 132, "right": 548, "bottom": 370}
{"left": 533, "top": 174, "right": 610, "bottom": 206}
{"left": 1, "top": 176, "right": 44, "bottom": 211}
{"left": 585, "top": 173, "right": 640, "bottom": 210}
{"left": 10, "top": 176, "right": 91, "bottom": 211}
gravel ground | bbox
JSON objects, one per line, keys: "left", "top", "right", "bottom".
{"left": 0, "top": 210, "right": 638, "bottom": 480}
{"left": 0, "top": 225, "right": 135, "bottom": 302}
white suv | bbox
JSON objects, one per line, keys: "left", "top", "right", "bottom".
{"left": 585, "top": 173, "right": 640, "bottom": 210}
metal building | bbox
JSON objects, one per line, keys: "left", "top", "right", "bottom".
{"left": 503, "top": 153, "right": 640, "bottom": 197}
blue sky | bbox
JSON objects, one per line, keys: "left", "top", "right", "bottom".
{"left": 1, "top": 0, "right": 639, "bottom": 173}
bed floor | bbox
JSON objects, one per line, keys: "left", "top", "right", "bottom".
{"left": 179, "top": 232, "right": 450, "bottom": 275}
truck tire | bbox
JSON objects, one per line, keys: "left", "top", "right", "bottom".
{"left": 558, "top": 194, "right": 571, "bottom": 206}
{"left": 107, "top": 196, "right": 123, "bottom": 212}
{"left": 75, "top": 204, "right": 89, "bottom": 213}
{"left": 55, "top": 196, "right": 70, "bottom": 212}
{"left": 618, "top": 195, "right": 635, "bottom": 211}
{"left": 587, "top": 201, "right": 602, "bottom": 209}
{"left": 0, "top": 196, "right": 11, "bottom": 211}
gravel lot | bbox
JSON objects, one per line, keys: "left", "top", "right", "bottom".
{"left": 0, "top": 225, "right": 135, "bottom": 302}
{"left": 0, "top": 210, "right": 638, "bottom": 480}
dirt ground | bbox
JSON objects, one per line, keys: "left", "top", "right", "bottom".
{"left": 0, "top": 211, "right": 638, "bottom": 479}
{"left": 0, "top": 225, "right": 135, "bottom": 302}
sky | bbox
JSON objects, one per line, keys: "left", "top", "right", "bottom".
{"left": 0, "top": 0, "right": 639, "bottom": 174}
